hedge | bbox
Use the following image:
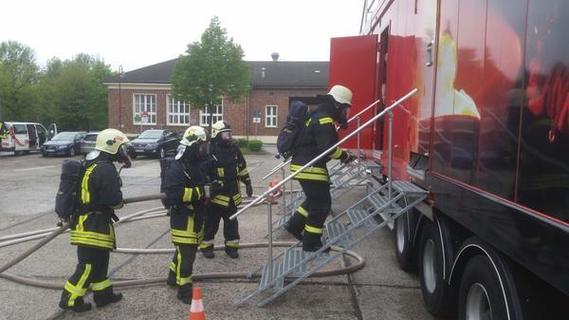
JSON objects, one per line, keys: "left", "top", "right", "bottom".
{"left": 248, "top": 140, "right": 263, "bottom": 152}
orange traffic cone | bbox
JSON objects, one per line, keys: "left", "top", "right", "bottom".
{"left": 189, "top": 287, "right": 205, "bottom": 320}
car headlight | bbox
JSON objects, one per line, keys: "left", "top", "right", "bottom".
{"left": 57, "top": 145, "right": 67, "bottom": 149}
{"left": 146, "top": 143, "right": 158, "bottom": 149}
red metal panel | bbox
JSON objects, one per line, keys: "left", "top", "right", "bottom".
{"left": 329, "top": 35, "right": 378, "bottom": 149}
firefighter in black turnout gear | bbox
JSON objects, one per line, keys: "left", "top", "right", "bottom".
{"left": 200, "top": 120, "right": 253, "bottom": 259}
{"left": 163, "top": 126, "right": 209, "bottom": 304}
{"left": 284, "top": 85, "right": 356, "bottom": 252}
{"left": 59, "top": 128, "right": 131, "bottom": 312}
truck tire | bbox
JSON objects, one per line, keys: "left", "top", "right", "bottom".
{"left": 456, "top": 239, "right": 524, "bottom": 320}
{"left": 419, "top": 220, "right": 456, "bottom": 316}
{"left": 394, "top": 213, "right": 417, "bottom": 272}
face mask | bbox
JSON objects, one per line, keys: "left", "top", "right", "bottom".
{"left": 220, "top": 131, "right": 232, "bottom": 142}
{"left": 117, "top": 145, "right": 132, "bottom": 168}
{"left": 338, "top": 105, "right": 350, "bottom": 129}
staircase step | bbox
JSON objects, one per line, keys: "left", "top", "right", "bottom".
{"left": 283, "top": 248, "right": 308, "bottom": 276}
{"left": 326, "top": 220, "right": 354, "bottom": 246}
{"left": 259, "top": 261, "right": 284, "bottom": 290}
{"left": 391, "top": 180, "right": 427, "bottom": 194}
{"left": 367, "top": 192, "right": 388, "bottom": 209}
{"left": 347, "top": 208, "right": 378, "bottom": 228}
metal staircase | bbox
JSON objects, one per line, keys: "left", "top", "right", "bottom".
{"left": 239, "top": 178, "right": 427, "bottom": 306}
{"left": 230, "top": 88, "right": 420, "bottom": 307}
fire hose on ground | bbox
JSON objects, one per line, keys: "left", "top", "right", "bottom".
{"left": 0, "top": 193, "right": 366, "bottom": 291}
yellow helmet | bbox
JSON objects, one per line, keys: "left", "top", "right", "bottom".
{"left": 180, "top": 125, "right": 207, "bottom": 147}
{"left": 95, "top": 128, "right": 129, "bottom": 155}
{"left": 328, "top": 85, "right": 353, "bottom": 106}
{"left": 211, "top": 120, "right": 232, "bottom": 139}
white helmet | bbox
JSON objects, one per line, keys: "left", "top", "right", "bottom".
{"left": 328, "top": 85, "right": 353, "bottom": 106}
{"left": 180, "top": 125, "right": 207, "bottom": 147}
{"left": 211, "top": 120, "right": 232, "bottom": 139}
{"left": 95, "top": 128, "right": 129, "bottom": 155}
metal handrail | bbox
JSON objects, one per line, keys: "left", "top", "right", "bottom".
{"left": 262, "top": 97, "right": 383, "bottom": 181}
{"left": 230, "top": 88, "right": 418, "bottom": 220}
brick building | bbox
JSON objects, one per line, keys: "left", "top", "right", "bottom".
{"left": 104, "top": 58, "right": 328, "bottom": 142}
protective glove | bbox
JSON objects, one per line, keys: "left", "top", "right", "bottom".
{"left": 246, "top": 183, "right": 253, "bottom": 197}
{"left": 340, "top": 151, "right": 356, "bottom": 164}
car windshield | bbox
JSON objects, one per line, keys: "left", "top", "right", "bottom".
{"left": 83, "top": 134, "right": 98, "bottom": 142}
{"left": 138, "top": 130, "right": 162, "bottom": 139}
{"left": 52, "top": 132, "right": 77, "bottom": 141}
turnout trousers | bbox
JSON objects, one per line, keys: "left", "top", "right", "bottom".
{"left": 201, "top": 202, "right": 240, "bottom": 250}
{"left": 285, "top": 179, "right": 331, "bottom": 251}
{"left": 60, "top": 246, "right": 114, "bottom": 307}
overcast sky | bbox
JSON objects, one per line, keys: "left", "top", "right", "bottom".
{"left": 1, "top": 0, "right": 363, "bottom": 72}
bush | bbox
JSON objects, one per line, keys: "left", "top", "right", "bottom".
{"left": 248, "top": 140, "right": 263, "bottom": 152}
{"left": 237, "top": 138, "right": 249, "bottom": 148}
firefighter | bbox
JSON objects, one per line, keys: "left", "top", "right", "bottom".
{"left": 200, "top": 120, "right": 253, "bottom": 259}
{"left": 284, "top": 85, "right": 356, "bottom": 252}
{"left": 59, "top": 128, "right": 131, "bottom": 312}
{"left": 163, "top": 126, "right": 209, "bottom": 304}
{"left": 0, "top": 121, "right": 8, "bottom": 140}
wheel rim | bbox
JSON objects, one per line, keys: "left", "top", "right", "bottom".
{"left": 160, "top": 148, "right": 165, "bottom": 158}
{"left": 396, "top": 218, "right": 405, "bottom": 254}
{"left": 423, "top": 239, "right": 437, "bottom": 293}
{"left": 70, "top": 148, "right": 75, "bottom": 156}
{"left": 466, "top": 283, "right": 493, "bottom": 320}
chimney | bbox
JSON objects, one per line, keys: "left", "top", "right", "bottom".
{"left": 271, "top": 52, "right": 279, "bottom": 61}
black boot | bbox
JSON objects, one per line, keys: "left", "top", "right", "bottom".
{"left": 177, "top": 284, "right": 193, "bottom": 305}
{"left": 93, "top": 288, "right": 123, "bottom": 308}
{"left": 201, "top": 245, "right": 215, "bottom": 259}
{"left": 59, "top": 293, "right": 92, "bottom": 313}
{"left": 284, "top": 215, "right": 304, "bottom": 241}
{"left": 167, "top": 270, "right": 176, "bottom": 287}
{"left": 224, "top": 246, "right": 239, "bottom": 259}
{"left": 302, "top": 231, "right": 325, "bottom": 252}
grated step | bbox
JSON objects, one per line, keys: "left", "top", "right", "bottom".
{"left": 283, "top": 247, "right": 308, "bottom": 276}
{"left": 367, "top": 192, "right": 388, "bottom": 209}
{"left": 326, "top": 220, "right": 354, "bottom": 246}
{"left": 347, "top": 208, "right": 378, "bottom": 228}
{"left": 391, "top": 180, "right": 427, "bottom": 194}
{"left": 259, "top": 261, "right": 284, "bottom": 290}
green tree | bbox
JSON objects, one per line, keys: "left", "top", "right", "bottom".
{"left": 39, "top": 54, "right": 112, "bottom": 130}
{"left": 171, "top": 16, "right": 250, "bottom": 132}
{"left": 0, "top": 41, "right": 39, "bottom": 120}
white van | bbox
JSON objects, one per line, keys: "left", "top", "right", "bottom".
{"left": 0, "top": 121, "right": 57, "bottom": 155}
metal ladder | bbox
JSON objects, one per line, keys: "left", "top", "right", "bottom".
{"left": 238, "top": 178, "right": 427, "bottom": 306}
{"left": 230, "top": 88, "right": 420, "bottom": 307}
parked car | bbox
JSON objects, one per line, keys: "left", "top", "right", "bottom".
{"left": 42, "top": 131, "right": 86, "bottom": 157}
{"left": 79, "top": 132, "right": 99, "bottom": 154}
{"left": 129, "top": 129, "right": 179, "bottom": 158}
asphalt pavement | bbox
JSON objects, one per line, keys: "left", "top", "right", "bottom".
{"left": 0, "top": 147, "right": 441, "bottom": 320}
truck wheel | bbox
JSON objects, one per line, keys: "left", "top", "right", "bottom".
{"left": 394, "top": 213, "right": 417, "bottom": 272}
{"left": 419, "top": 220, "right": 456, "bottom": 316}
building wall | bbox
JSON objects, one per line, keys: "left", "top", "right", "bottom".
{"left": 107, "top": 86, "right": 326, "bottom": 138}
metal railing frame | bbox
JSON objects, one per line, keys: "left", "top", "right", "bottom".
{"left": 230, "top": 88, "right": 418, "bottom": 286}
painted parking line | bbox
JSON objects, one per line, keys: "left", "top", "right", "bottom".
{"left": 14, "top": 165, "right": 57, "bottom": 172}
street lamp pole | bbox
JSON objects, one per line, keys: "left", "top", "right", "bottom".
{"left": 118, "top": 65, "right": 124, "bottom": 129}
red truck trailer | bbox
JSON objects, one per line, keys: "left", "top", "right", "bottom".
{"left": 330, "top": 0, "right": 568, "bottom": 318}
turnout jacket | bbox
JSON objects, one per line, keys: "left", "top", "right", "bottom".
{"left": 209, "top": 141, "right": 251, "bottom": 207}
{"left": 70, "top": 157, "right": 123, "bottom": 250}
{"left": 162, "top": 159, "right": 207, "bottom": 245}
{"left": 290, "top": 100, "right": 348, "bottom": 182}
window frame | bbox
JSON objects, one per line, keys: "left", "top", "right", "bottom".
{"left": 199, "top": 103, "right": 224, "bottom": 126}
{"left": 132, "top": 93, "right": 157, "bottom": 125}
{"left": 167, "top": 95, "right": 190, "bottom": 125}
{"left": 265, "top": 105, "right": 278, "bottom": 128}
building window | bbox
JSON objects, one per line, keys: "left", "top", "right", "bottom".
{"left": 133, "top": 94, "right": 157, "bottom": 125}
{"left": 265, "top": 105, "right": 278, "bottom": 128}
{"left": 167, "top": 95, "right": 190, "bottom": 125}
{"left": 200, "top": 104, "right": 223, "bottom": 126}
